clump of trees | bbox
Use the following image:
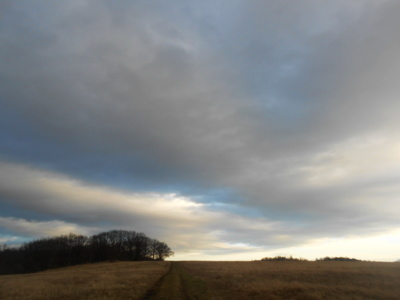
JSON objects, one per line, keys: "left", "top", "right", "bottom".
{"left": 316, "top": 257, "right": 362, "bottom": 262}
{"left": 0, "top": 230, "right": 173, "bottom": 275}
{"left": 259, "top": 256, "right": 363, "bottom": 262}
{"left": 260, "top": 256, "right": 308, "bottom": 261}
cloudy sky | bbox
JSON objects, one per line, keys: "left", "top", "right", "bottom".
{"left": 1, "top": 0, "right": 400, "bottom": 261}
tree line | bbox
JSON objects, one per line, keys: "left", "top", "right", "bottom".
{"left": 260, "top": 256, "right": 362, "bottom": 262}
{"left": 316, "top": 256, "right": 362, "bottom": 262}
{"left": 260, "top": 256, "right": 308, "bottom": 261}
{"left": 0, "top": 229, "right": 173, "bottom": 275}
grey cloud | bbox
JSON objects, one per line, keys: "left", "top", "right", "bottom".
{"left": 0, "top": 160, "right": 317, "bottom": 254}
{"left": 0, "top": 0, "right": 258, "bottom": 187}
{"left": 1, "top": 1, "right": 400, "bottom": 257}
{"left": 0, "top": 217, "right": 98, "bottom": 239}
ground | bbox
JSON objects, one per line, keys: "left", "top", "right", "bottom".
{"left": 1, "top": 261, "right": 399, "bottom": 299}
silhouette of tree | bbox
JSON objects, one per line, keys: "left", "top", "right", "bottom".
{"left": 155, "top": 241, "right": 174, "bottom": 260}
{"left": 0, "top": 229, "right": 173, "bottom": 275}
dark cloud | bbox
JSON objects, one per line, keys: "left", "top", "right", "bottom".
{"left": 1, "top": 0, "right": 400, "bottom": 259}
{"left": 0, "top": 0, "right": 257, "bottom": 190}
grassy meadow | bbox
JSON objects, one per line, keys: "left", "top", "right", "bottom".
{"left": 0, "top": 261, "right": 170, "bottom": 300}
{"left": 180, "top": 261, "right": 400, "bottom": 300}
{"left": 1, "top": 260, "right": 399, "bottom": 299}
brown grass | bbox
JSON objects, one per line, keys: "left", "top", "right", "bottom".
{"left": 0, "top": 261, "right": 170, "bottom": 300}
{"left": 179, "top": 261, "right": 400, "bottom": 300}
{"left": 1, "top": 261, "right": 399, "bottom": 299}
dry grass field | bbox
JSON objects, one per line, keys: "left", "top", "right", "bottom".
{"left": 1, "top": 261, "right": 399, "bottom": 299}
{"left": 179, "top": 261, "right": 400, "bottom": 300}
{"left": 0, "top": 261, "right": 170, "bottom": 300}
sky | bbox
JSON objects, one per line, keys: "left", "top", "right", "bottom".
{"left": 1, "top": 0, "right": 400, "bottom": 261}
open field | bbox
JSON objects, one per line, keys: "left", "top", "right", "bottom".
{"left": 0, "top": 261, "right": 170, "bottom": 300}
{"left": 1, "top": 261, "right": 399, "bottom": 299}
{"left": 179, "top": 261, "right": 400, "bottom": 300}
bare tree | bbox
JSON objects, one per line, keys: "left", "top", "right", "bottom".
{"left": 0, "top": 243, "right": 7, "bottom": 252}
{"left": 156, "top": 241, "right": 174, "bottom": 260}
{"left": 0, "top": 229, "right": 174, "bottom": 274}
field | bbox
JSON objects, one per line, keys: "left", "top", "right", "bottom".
{"left": 1, "top": 261, "right": 400, "bottom": 299}
{"left": 0, "top": 261, "right": 170, "bottom": 300}
{"left": 179, "top": 261, "right": 400, "bottom": 300}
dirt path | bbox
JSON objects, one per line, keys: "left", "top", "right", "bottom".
{"left": 143, "top": 262, "right": 211, "bottom": 300}
{"left": 143, "top": 262, "right": 187, "bottom": 300}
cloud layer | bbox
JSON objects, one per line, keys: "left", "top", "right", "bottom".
{"left": 1, "top": 0, "right": 400, "bottom": 260}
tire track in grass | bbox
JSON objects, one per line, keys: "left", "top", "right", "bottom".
{"left": 143, "top": 262, "right": 185, "bottom": 300}
{"left": 143, "top": 262, "right": 210, "bottom": 300}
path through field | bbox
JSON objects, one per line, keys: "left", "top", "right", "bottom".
{"left": 143, "top": 262, "right": 185, "bottom": 300}
{"left": 143, "top": 262, "right": 212, "bottom": 300}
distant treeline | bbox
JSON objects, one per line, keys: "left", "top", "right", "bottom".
{"left": 260, "top": 256, "right": 362, "bottom": 262}
{"left": 260, "top": 256, "right": 308, "bottom": 261}
{"left": 0, "top": 230, "right": 173, "bottom": 275}
{"left": 316, "top": 257, "right": 362, "bottom": 262}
